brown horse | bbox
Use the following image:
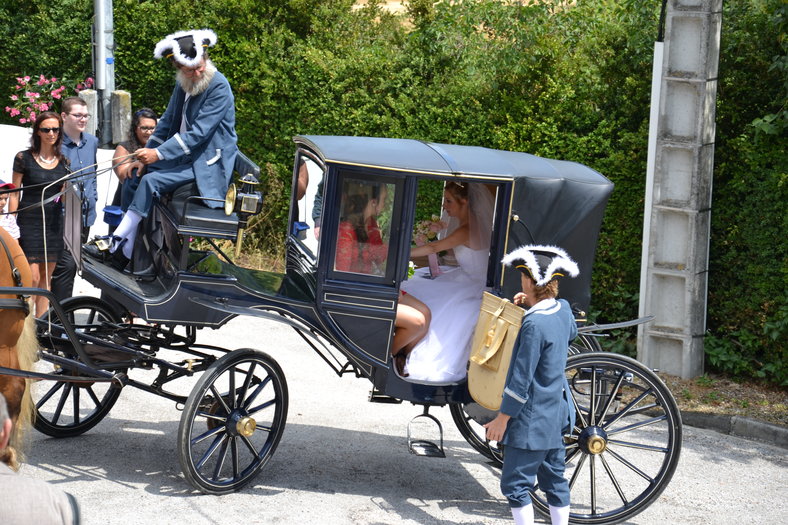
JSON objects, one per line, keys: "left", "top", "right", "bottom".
{"left": 0, "top": 227, "right": 37, "bottom": 469}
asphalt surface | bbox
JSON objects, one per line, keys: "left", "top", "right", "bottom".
{"left": 18, "top": 312, "right": 788, "bottom": 525}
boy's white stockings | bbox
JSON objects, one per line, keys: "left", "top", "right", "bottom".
{"left": 549, "top": 505, "right": 570, "bottom": 525}
{"left": 511, "top": 503, "right": 534, "bottom": 525}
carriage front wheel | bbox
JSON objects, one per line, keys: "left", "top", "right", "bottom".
{"left": 177, "top": 348, "right": 288, "bottom": 494}
{"left": 33, "top": 296, "right": 126, "bottom": 438}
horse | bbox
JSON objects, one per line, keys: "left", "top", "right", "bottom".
{"left": 0, "top": 226, "right": 36, "bottom": 470}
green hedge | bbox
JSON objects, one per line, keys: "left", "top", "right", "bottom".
{"left": 1, "top": 0, "right": 784, "bottom": 384}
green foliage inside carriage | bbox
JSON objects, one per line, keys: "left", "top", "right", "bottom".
{"left": 0, "top": 0, "right": 784, "bottom": 385}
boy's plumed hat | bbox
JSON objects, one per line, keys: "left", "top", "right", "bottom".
{"left": 502, "top": 245, "right": 579, "bottom": 286}
{"left": 154, "top": 29, "right": 217, "bottom": 68}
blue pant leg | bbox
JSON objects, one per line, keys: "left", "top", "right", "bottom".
{"left": 127, "top": 162, "right": 195, "bottom": 218}
{"left": 120, "top": 171, "right": 141, "bottom": 211}
{"left": 501, "top": 447, "right": 549, "bottom": 508}
{"left": 536, "top": 447, "right": 570, "bottom": 507}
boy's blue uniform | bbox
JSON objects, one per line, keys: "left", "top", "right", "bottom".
{"left": 499, "top": 297, "right": 577, "bottom": 508}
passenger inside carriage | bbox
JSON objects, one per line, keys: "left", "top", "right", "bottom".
{"left": 398, "top": 181, "right": 495, "bottom": 383}
{"left": 332, "top": 179, "right": 431, "bottom": 374}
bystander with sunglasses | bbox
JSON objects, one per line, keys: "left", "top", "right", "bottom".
{"left": 8, "top": 111, "right": 68, "bottom": 317}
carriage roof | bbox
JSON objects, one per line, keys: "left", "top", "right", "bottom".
{"left": 294, "top": 135, "right": 614, "bottom": 311}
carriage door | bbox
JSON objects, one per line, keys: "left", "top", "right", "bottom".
{"left": 317, "top": 170, "right": 405, "bottom": 370}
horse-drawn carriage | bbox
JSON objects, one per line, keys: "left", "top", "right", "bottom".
{"left": 1, "top": 136, "right": 681, "bottom": 524}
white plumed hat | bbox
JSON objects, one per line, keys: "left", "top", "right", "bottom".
{"left": 502, "top": 245, "right": 579, "bottom": 286}
{"left": 154, "top": 29, "right": 217, "bottom": 68}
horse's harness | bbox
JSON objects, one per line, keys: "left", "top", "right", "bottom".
{"left": 0, "top": 232, "right": 30, "bottom": 316}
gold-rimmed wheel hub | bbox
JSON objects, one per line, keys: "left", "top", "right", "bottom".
{"left": 236, "top": 416, "right": 256, "bottom": 437}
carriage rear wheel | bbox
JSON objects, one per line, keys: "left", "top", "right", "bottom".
{"left": 33, "top": 297, "right": 126, "bottom": 438}
{"left": 452, "top": 352, "right": 682, "bottom": 525}
{"left": 178, "top": 348, "right": 288, "bottom": 494}
{"left": 531, "top": 353, "right": 682, "bottom": 524}
{"left": 450, "top": 332, "right": 602, "bottom": 465}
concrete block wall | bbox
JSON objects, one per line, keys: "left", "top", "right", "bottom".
{"left": 638, "top": 0, "right": 722, "bottom": 378}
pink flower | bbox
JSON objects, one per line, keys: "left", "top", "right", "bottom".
{"left": 19, "top": 118, "right": 26, "bottom": 124}
{"left": 29, "top": 111, "right": 36, "bottom": 120}
{"left": 10, "top": 95, "right": 17, "bottom": 101}
{"left": 52, "top": 91, "right": 62, "bottom": 99}
{"left": 51, "top": 77, "right": 57, "bottom": 82}
{"left": 23, "top": 76, "right": 30, "bottom": 82}
{"left": 10, "top": 109, "right": 20, "bottom": 117}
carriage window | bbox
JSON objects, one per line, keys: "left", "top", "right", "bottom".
{"left": 333, "top": 178, "right": 395, "bottom": 277}
{"left": 292, "top": 155, "right": 324, "bottom": 256}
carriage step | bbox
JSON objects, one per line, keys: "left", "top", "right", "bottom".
{"left": 407, "top": 408, "right": 445, "bottom": 458}
{"left": 368, "top": 389, "right": 402, "bottom": 404}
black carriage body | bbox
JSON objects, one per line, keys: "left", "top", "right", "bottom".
{"left": 287, "top": 136, "right": 613, "bottom": 402}
{"left": 78, "top": 136, "right": 612, "bottom": 406}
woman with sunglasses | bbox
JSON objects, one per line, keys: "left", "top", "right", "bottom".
{"left": 9, "top": 111, "right": 68, "bottom": 316}
{"left": 111, "top": 107, "right": 158, "bottom": 211}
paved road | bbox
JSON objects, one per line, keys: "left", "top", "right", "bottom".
{"left": 19, "top": 314, "right": 788, "bottom": 524}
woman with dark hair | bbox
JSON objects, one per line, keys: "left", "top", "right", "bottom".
{"left": 112, "top": 108, "right": 158, "bottom": 210}
{"left": 9, "top": 111, "right": 68, "bottom": 316}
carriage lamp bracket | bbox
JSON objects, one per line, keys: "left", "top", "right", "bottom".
{"left": 225, "top": 174, "right": 264, "bottom": 257}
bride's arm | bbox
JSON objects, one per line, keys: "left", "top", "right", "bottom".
{"left": 410, "top": 224, "right": 469, "bottom": 257}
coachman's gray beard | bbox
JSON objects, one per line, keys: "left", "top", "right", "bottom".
{"left": 177, "top": 60, "right": 217, "bottom": 96}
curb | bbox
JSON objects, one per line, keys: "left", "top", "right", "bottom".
{"left": 681, "top": 411, "right": 788, "bottom": 449}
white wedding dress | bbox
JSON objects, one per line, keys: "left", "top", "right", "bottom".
{"left": 399, "top": 244, "right": 489, "bottom": 383}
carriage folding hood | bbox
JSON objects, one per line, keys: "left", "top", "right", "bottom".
{"left": 295, "top": 135, "right": 613, "bottom": 312}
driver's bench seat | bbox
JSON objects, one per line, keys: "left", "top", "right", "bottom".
{"left": 152, "top": 151, "right": 260, "bottom": 271}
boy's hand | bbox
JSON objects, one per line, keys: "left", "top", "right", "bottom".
{"left": 513, "top": 292, "right": 527, "bottom": 306}
{"left": 483, "top": 413, "right": 511, "bottom": 442}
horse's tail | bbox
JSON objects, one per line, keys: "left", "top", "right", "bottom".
{"left": 11, "top": 312, "right": 38, "bottom": 454}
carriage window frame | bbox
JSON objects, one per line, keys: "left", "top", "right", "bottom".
{"left": 289, "top": 149, "right": 326, "bottom": 261}
{"left": 326, "top": 169, "right": 404, "bottom": 286}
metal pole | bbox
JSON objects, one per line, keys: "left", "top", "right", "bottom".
{"left": 93, "top": 0, "right": 115, "bottom": 146}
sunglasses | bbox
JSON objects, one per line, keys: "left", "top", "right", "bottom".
{"left": 138, "top": 126, "right": 156, "bottom": 132}
{"left": 39, "top": 127, "right": 61, "bottom": 134}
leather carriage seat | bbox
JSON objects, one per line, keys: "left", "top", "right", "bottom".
{"left": 163, "top": 151, "right": 260, "bottom": 240}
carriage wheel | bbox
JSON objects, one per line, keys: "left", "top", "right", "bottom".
{"left": 570, "top": 333, "right": 603, "bottom": 355}
{"left": 33, "top": 297, "right": 126, "bottom": 438}
{"left": 178, "top": 348, "right": 288, "bottom": 494}
{"left": 449, "top": 402, "right": 503, "bottom": 465}
{"left": 531, "top": 353, "right": 682, "bottom": 524}
{"left": 451, "top": 332, "right": 601, "bottom": 465}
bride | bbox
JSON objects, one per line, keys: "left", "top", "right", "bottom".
{"left": 399, "top": 181, "right": 494, "bottom": 383}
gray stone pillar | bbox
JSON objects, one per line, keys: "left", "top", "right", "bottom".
{"left": 111, "top": 90, "right": 131, "bottom": 145}
{"left": 78, "top": 89, "right": 98, "bottom": 136}
{"left": 637, "top": 0, "right": 722, "bottom": 379}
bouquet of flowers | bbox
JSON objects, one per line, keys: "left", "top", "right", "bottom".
{"left": 412, "top": 215, "right": 446, "bottom": 246}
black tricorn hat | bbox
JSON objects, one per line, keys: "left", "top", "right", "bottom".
{"left": 154, "top": 29, "right": 217, "bottom": 68}
{"left": 502, "top": 245, "right": 579, "bottom": 286}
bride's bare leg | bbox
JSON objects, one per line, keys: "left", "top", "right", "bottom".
{"left": 393, "top": 293, "right": 431, "bottom": 354}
